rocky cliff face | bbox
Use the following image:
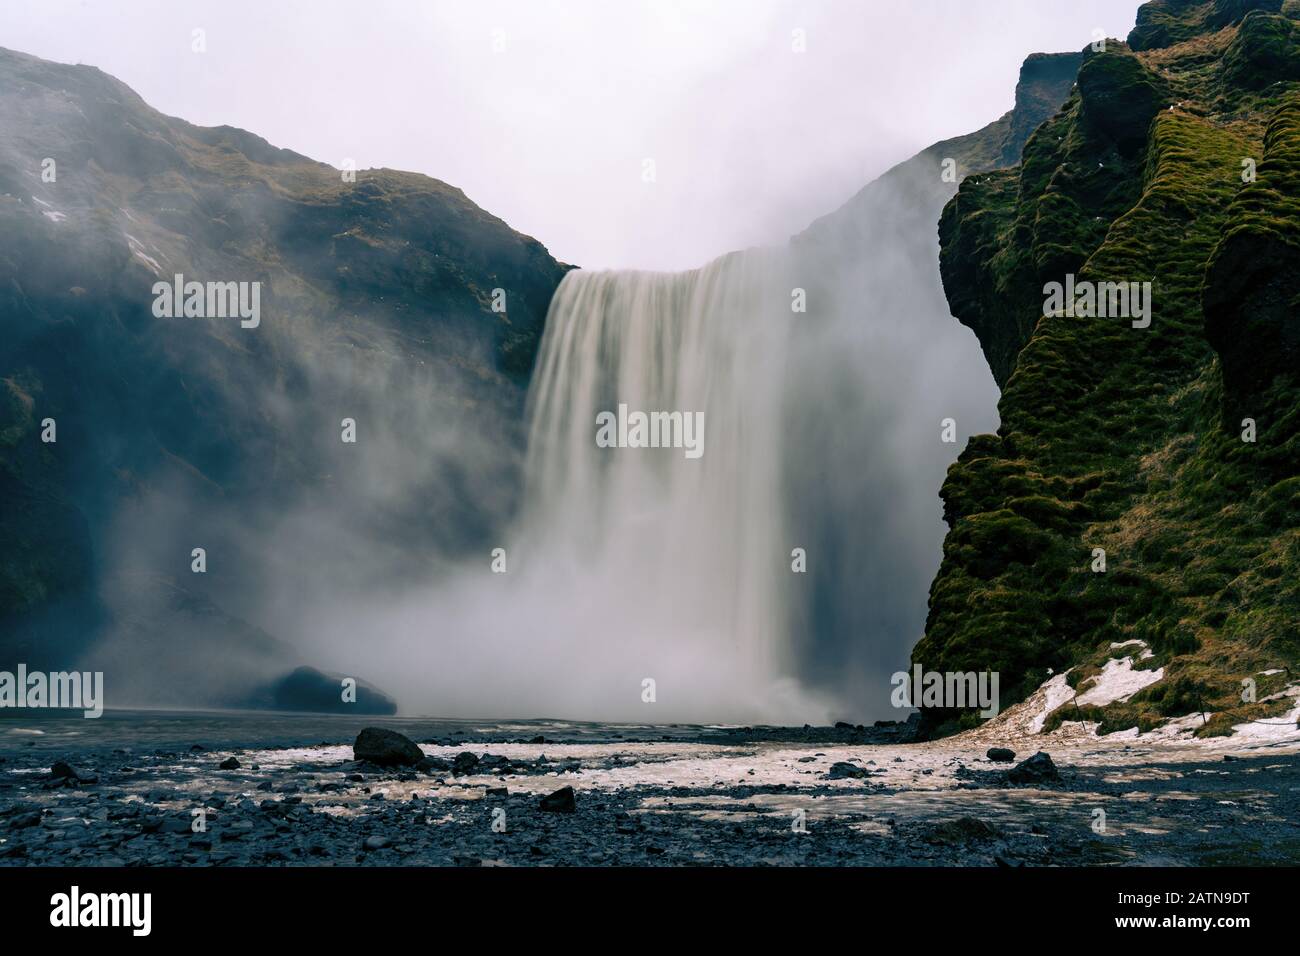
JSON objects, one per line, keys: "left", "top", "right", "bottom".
{"left": 920, "top": 0, "right": 1300, "bottom": 736}
{"left": 0, "top": 47, "right": 569, "bottom": 700}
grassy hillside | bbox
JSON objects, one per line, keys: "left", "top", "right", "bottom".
{"left": 919, "top": 0, "right": 1300, "bottom": 736}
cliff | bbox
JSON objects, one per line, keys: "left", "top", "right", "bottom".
{"left": 919, "top": 0, "right": 1300, "bottom": 736}
{"left": 0, "top": 46, "right": 569, "bottom": 692}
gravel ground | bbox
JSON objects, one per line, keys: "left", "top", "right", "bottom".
{"left": 3, "top": 709, "right": 1299, "bottom": 866}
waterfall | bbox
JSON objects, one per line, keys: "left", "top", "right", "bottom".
{"left": 512, "top": 248, "right": 830, "bottom": 722}
{"left": 296, "top": 162, "right": 998, "bottom": 725}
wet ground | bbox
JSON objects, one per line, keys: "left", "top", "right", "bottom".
{"left": 2, "top": 709, "right": 1299, "bottom": 866}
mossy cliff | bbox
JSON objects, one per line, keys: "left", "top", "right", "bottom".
{"left": 918, "top": 0, "right": 1300, "bottom": 736}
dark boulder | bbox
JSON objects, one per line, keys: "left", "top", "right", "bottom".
{"left": 218, "top": 757, "right": 241, "bottom": 770}
{"left": 539, "top": 786, "right": 577, "bottom": 813}
{"left": 1007, "top": 751, "right": 1060, "bottom": 784}
{"left": 353, "top": 727, "right": 424, "bottom": 767}
{"left": 986, "top": 747, "right": 1016, "bottom": 763}
{"left": 49, "top": 760, "right": 96, "bottom": 783}
{"left": 825, "top": 761, "right": 870, "bottom": 779}
{"left": 452, "top": 751, "right": 481, "bottom": 775}
{"left": 919, "top": 816, "right": 1000, "bottom": 845}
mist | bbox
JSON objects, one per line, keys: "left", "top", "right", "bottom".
{"left": 1, "top": 0, "right": 1138, "bottom": 270}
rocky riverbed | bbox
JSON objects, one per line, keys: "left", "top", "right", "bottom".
{"left": 2, "top": 708, "right": 1299, "bottom": 867}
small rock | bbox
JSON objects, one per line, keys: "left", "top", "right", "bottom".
{"left": 986, "top": 747, "right": 1016, "bottom": 763}
{"left": 452, "top": 752, "right": 480, "bottom": 776}
{"left": 826, "top": 761, "right": 869, "bottom": 780}
{"left": 363, "top": 835, "right": 391, "bottom": 852}
{"left": 219, "top": 757, "right": 241, "bottom": 770}
{"left": 539, "top": 786, "right": 577, "bottom": 813}
{"left": 49, "top": 761, "right": 96, "bottom": 784}
{"left": 919, "top": 816, "right": 1000, "bottom": 845}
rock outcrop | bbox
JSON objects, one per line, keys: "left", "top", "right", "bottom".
{"left": 0, "top": 46, "right": 570, "bottom": 693}
{"left": 919, "top": 1, "right": 1300, "bottom": 737}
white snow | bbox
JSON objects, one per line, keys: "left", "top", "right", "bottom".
{"left": 1231, "top": 687, "right": 1300, "bottom": 742}
{"left": 1110, "top": 639, "right": 1153, "bottom": 660}
{"left": 1075, "top": 656, "right": 1164, "bottom": 707}
{"left": 42, "top": 210, "right": 67, "bottom": 223}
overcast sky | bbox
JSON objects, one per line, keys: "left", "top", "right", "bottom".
{"left": 2, "top": 0, "right": 1138, "bottom": 270}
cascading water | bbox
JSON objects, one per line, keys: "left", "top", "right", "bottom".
{"left": 512, "top": 248, "right": 829, "bottom": 722}
{"left": 299, "top": 161, "right": 997, "bottom": 724}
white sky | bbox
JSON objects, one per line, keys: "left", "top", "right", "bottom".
{"left": 2, "top": 0, "right": 1138, "bottom": 270}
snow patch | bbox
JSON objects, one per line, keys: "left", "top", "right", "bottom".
{"left": 1028, "top": 673, "right": 1076, "bottom": 735}
{"left": 1232, "top": 686, "right": 1300, "bottom": 742}
{"left": 1110, "top": 639, "right": 1153, "bottom": 660}
{"left": 1076, "top": 657, "right": 1164, "bottom": 707}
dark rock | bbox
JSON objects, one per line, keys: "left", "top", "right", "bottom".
{"left": 49, "top": 761, "right": 95, "bottom": 783}
{"left": 539, "top": 786, "right": 577, "bottom": 813}
{"left": 219, "top": 757, "right": 241, "bottom": 770}
{"left": 353, "top": 728, "right": 424, "bottom": 767}
{"left": 452, "top": 751, "right": 480, "bottom": 775}
{"left": 9, "top": 811, "right": 42, "bottom": 829}
{"left": 986, "top": 747, "right": 1016, "bottom": 763}
{"left": 825, "top": 761, "right": 869, "bottom": 780}
{"left": 1007, "top": 751, "right": 1059, "bottom": 784}
{"left": 362, "top": 835, "right": 391, "bottom": 852}
{"left": 919, "top": 816, "right": 1000, "bottom": 845}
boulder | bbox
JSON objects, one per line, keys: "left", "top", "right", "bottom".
{"left": 452, "top": 751, "right": 481, "bottom": 775}
{"left": 825, "top": 761, "right": 870, "bottom": 779}
{"left": 986, "top": 747, "right": 1016, "bottom": 763}
{"left": 539, "top": 786, "right": 576, "bottom": 813}
{"left": 49, "top": 761, "right": 96, "bottom": 783}
{"left": 353, "top": 727, "right": 424, "bottom": 767}
{"left": 1007, "top": 751, "right": 1059, "bottom": 784}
